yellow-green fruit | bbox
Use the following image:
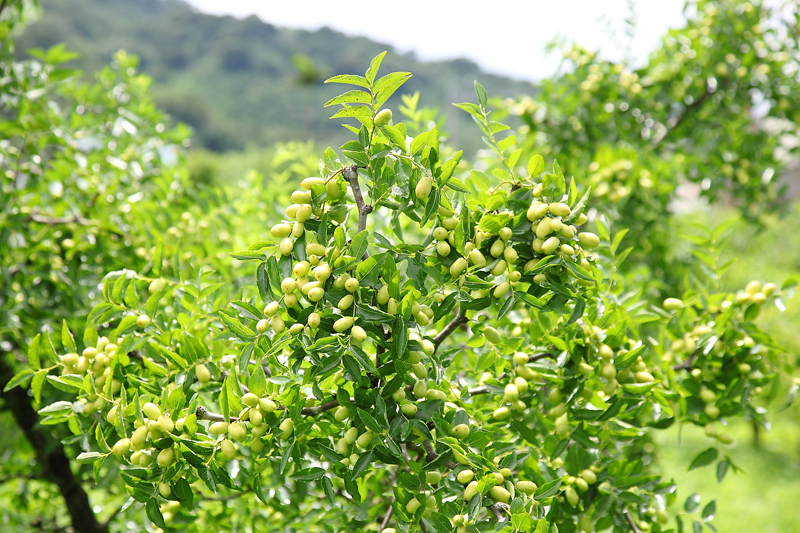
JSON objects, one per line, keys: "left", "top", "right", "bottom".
{"left": 499, "top": 227, "right": 513, "bottom": 241}
{"left": 406, "top": 497, "right": 422, "bottom": 514}
{"left": 357, "top": 431, "right": 374, "bottom": 448}
{"left": 307, "top": 287, "right": 325, "bottom": 302}
{"left": 259, "top": 398, "right": 277, "bottom": 413}
{"left": 345, "top": 277, "right": 360, "bottom": 292}
{"left": 229, "top": 422, "right": 247, "bottom": 441}
{"left": 382, "top": 529, "right": 397, "bottom": 533}
{"left": 279, "top": 418, "right": 294, "bottom": 439}
{"left": 700, "top": 389, "right": 717, "bottom": 403}
{"left": 516, "top": 480, "right": 538, "bottom": 495}
{"left": 374, "top": 108, "right": 393, "bottom": 127}
{"left": 412, "top": 363, "right": 428, "bottom": 379}
{"left": 148, "top": 278, "right": 167, "bottom": 294}
{"left": 493, "top": 406, "right": 511, "bottom": 421}
{"left": 271, "top": 315, "right": 286, "bottom": 333}
{"left": 490, "top": 239, "right": 505, "bottom": 258}
{"left": 136, "top": 314, "right": 151, "bottom": 328}
{"left": 106, "top": 405, "right": 119, "bottom": 425}
{"left": 421, "top": 339, "right": 435, "bottom": 356}
{"left": 492, "top": 471, "right": 505, "bottom": 484}
{"left": 391, "top": 389, "right": 406, "bottom": 402}
{"left": 131, "top": 425, "right": 148, "bottom": 448}
{"left": 416, "top": 177, "right": 433, "bottom": 200}
{"left": 549, "top": 202, "right": 571, "bottom": 217}
{"left": 527, "top": 201, "right": 542, "bottom": 221}
{"left": 256, "top": 318, "right": 269, "bottom": 333}
{"left": 264, "top": 301, "right": 280, "bottom": 316}
{"left": 504, "top": 247, "right": 518, "bottom": 263}
{"left": 158, "top": 482, "right": 171, "bottom": 498}
{"left": 296, "top": 204, "right": 313, "bottom": 222}
{"left": 468, "top": 249, "right": 486, "bottom": 267}
{"left": 484, "top": 326, "right": 502, "bottom": 344}
{"left": 338, "top": 294, "right": 354, "bottom": 311}
{"left": 301, "top": 176, "right": 323, "bottom": 190}
{"left": 401, "top": 403, "right": 418, "bottom": 416}
{"left": 426, "top": 471, "right": 443, "bottom": 484}
{"left": 493, "top": 281, "right": 511, "bottom": 298}
{"left": 220, "top": 439, "right": 236, "bottom": 460}
{"left": 351, "top": 325, "right": 367, "bottom": 343}
{"left": 436, "top": 240, "right": 451, "bottom": 256}
{"left": 457, "top": 469, "right": 474, "bottom": 484}
{"left": 577, "top": 232, "right": 600, "bottom": 249}
{"left": 560, "top": 244, "right": 575, "bottom": 256}
{"left": 333, "top": 406, "right": 350, "bottom": 422}
{"left": 452, "top": 424, "right": 470, "bottom": 439}
{"left": 663, "top": 298, "right": 683, "bottom": 310}
{"left": 450, "top": 257, "right": 468, "bottom": 277}
{"left": 489, "top": 485, "right": 511, "bottom": 503}
{"left": 464, "top": 481, "right": 479, "bottom": 501}
{"left": 334, "top": 316, "right": 354, "bottom": 333}
{"left": 534, "top": 203, "right": 550, "bottom": 218}
{"left": 443, "top": 217, "right": 459, "bottom": 230}
{"left": 249, "top": 409, "right": 263, "bottom": 426}
{"left": 575, "top": 478, "right": 589, "bottom": 492}
{"left": 158, "top": 416, "right": 175, "bottom": 433}
{"left": 635, "top": 371, "right": 655, "bottom": 383}
{"left": 157, "top": 447, "right": 175, "bottom": 468}
{"left": 535, "top": 217, "right": 553, "bottom": 239}
{"left": 291, "top": 190, "right": 312, "bottom": 204}
{"left": 565, "top": 486, "right": 580, "bottom": 506}
{"left": 289, "top": 323, "right": 304, "bottom": 335}
{"left": 581, "top": 469, "right": 597, "bottom": 484}
{"left": 542, "top": 236, "right": 560, "bottom": 255}
{"left": 513, "top": 352, "right": 529, "bottom": 365}
{"left": 515, "top": 376, "right": 529, "bottom": 393}
{"left": 762, "top": 282, "right": 776, "bottom": 296}
{"left": 208, "top": 421, "right": 229, "bottom": 435}
{"left": 705, "top": 405, "right": 720, "bottom": 419}
{"left": 113, "top": 438, "right": 131, "bottom": 457}
{"left": 377, "top": 285, "right": 390, "bottom": 305}
{"left": 279, "top": 238, "right": 294, "bottom": 255}
{"left": 142, "top": 402, "right": 161, "bottom": 420}
{"left": 313, "top": 263, "right": 332, "bottom": 282}
{"left": 504, "top": 384, "right": 520, "bottom": 402}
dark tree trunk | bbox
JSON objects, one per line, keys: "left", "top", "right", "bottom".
{"left": 0, "top": 354, "right": 108, "bottom": 533}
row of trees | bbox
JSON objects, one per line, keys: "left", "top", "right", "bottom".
{"left": 1, "top": 1, "right": 798, "bottom": 532}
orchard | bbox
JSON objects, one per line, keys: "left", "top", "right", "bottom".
{"left": 2, "top": 1, "right": 800, "bottom": 533}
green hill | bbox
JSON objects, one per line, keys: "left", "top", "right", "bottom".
{"left": 16, "top": 0, "right": 536, "bottom": 153}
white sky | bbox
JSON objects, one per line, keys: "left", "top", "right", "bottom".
{"left": 183, "top": 0, "right": 688, "bottom": 81}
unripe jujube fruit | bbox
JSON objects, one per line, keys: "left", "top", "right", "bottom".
{"left": 517, "top": 480, "right": 538, "bottom": 494}
{"left": 489, "top": 485, "right": 511, "bottom": 503}
{"left": 374, "top": 108, "right": 393, "bottom": 127}
{"left": 416, "top": 177, "right": 433, "bottom": 200}
{"left": 452, "top": 424, "right": 470, "bottom": 439}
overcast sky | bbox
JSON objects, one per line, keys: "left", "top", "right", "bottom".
{"left": 183, "top": 0, "right": 688, "bottom": 81}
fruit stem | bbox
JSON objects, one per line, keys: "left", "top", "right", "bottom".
{"left": 623, "top": 509, "right": 643, "bottom": 533}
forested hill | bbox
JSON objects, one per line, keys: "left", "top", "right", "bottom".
{"left": 16, "top": 0, "right": 537, "bottom": 153}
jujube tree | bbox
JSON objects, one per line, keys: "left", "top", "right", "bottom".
{"left": 7, "top": 52, "right": 794, "bottom": 533}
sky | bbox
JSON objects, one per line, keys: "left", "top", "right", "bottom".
{"left": 183, "top": 0, "right": 688, "bottom": 82}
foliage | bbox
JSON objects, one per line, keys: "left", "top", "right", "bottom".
{"left": 14, "top": 0, "right": 534, "bottom": 154}
{"left": 496, "top": 0, "right": 800, "bottom": 291}
{"left": 2, "top": 1, "right": 799, "bottom": 532}
{"left": 4, "top": 41, "right": 797, "bottom": 533}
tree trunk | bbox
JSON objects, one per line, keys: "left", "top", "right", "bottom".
{"left": 0, "top": 354, "right": 108, "bottom": 533}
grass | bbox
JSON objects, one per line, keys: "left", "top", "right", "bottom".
{"left": 653, "top": 201, "right": 800, "bottom": 532}
{"left": 654, "top": 412, "right": 800, "bottom": 533}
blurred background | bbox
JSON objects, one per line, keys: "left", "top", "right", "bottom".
{"left": 2, "top": 0, "right": 800, "bottom": 531}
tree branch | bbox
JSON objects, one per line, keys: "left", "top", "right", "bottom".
{"left": 672, "top": 349, "right": 699, "bottom": 371}
{"left": 423, "top": 440, "right": 458, "bottom": 469}
{"left": 343, "top": 164, "right": 373, "bottom": 236}
{"left": 301, "top": 399, "right": 339, "bottom": 416}
{"left": 624, "top": 509, "right": 643, "bottom": 533}
{"left": 433, "top": 309, "right": 468, "bottom": 350}
{"left": 490, "top": 503, "right": 508, "bottom": 521}
{"left": 0, "top": 353, "right": 107, "bottom": 533}
{"left": 378, "top": 465, "right": 401, "bottom": 531}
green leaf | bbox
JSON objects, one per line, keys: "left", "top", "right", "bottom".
{"left": 374, "top": 72, "right": 412, "bottom": 108}
{"left": 146, "top": 499, "right": 167, "bottom": 529}
{"left": 38, "top": 401, "right": 74, "bottom": 415}
{"left": 535, "top": 478, "right": 562, "bottom": 499}
{"left": 292, "top": 467, "right": 326, "bottom": 482}
{"left": 27, "top": 334, "right": 41, "bottom": 370}
{"left": 702, "top": 500, "right": 716, "bottom": 521}
{"left": 474, "top": 81, "right": 488, "bottom": 108}
{"left": 152, "top": 242, "right": 163, "bottom": 276}
{"left": 688, "top": 447, "right": 718, "bottom": 471}
{"left": 250, "top": 365, "right": 267, "bottom": 397}
{"left": 684, "top": 493, "right": 701, "bottom": 513}
{"left": 716, "top": 459, "right": 728, "bottom": 482}
{"left": 218, "top": 311, "right": 257, "bottom": 341}
{"left": 365, "top": 51, "right": 387, "bottom": 84}
{"left": 229, "top": 250, "right": 266, "bottom": 261}
{"left": 324, "top": 74, "right": 370, "bottom": 89}
{"left": 324, "top": 90, "right": 372, "bottom": 107}
{"left": 76, "top": 451, "right": 104, "bottom": 464}
{"left": 62, "top": 321, "right": 78, "bottom": 354}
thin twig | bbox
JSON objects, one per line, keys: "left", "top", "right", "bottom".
{"left": 624, "top": 509, "right": 643, "bottom": 533}
{"left": 490, "top": 503, "right": 508, "bottom": 521}
{"left": 343, "top": 164, "right": 373, "bottom": 236}
{"left": 420, "top": 522, "right": 429, "bottom": 533}
{"left": 378, "top": 465, "right": 401, "bottom": 531}
{"left": 672, "top": 350, "right": 698, "bottom": 371}
{"left": 433, "top": 309, "right": 468, "bottom": 350}
{"left": 301, "top": 399, "right": 339, "bottom": 416}
{"left": 422, "top": 440, "right": 458, "bottom": 469}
